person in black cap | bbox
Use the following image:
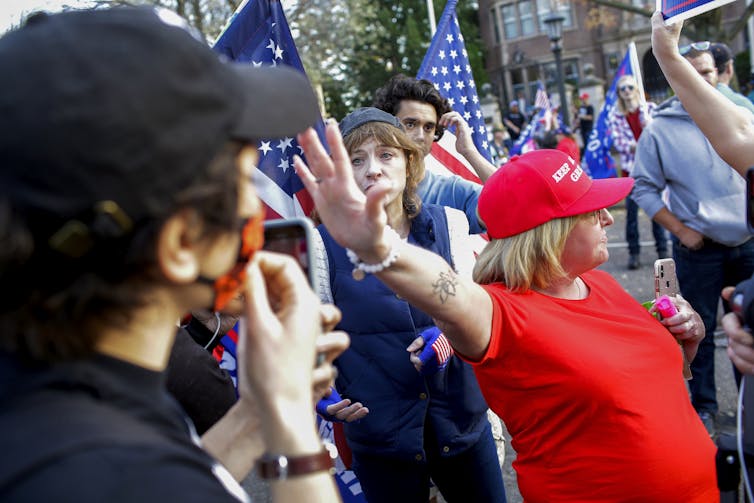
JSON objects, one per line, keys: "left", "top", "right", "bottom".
{"left": 710, "top": 41, "right": 754, "bottom": 114}
{"left": 0, "top": 7, "right": 345, "bottom": 502}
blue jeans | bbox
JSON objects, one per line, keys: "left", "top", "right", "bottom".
{"left": 351, "top": 421, "right": 506, "bottom": 503}
{"left": 674, "top": 237, "right": 754, "bottom": 414}
{"left": 626, "top": 195, "right": 668, "bottom": 257}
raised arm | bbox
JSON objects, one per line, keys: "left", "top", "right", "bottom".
{"left": 651, "top": 11, "right": 754, "bottom": 176}
{"left": 439, "top": 110, "right": 497, "bottom": 182}
{"left": 294, "top": 124, "right": 494, "bottom": 359}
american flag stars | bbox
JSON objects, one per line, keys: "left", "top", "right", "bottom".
{"left": 417, "top": 7, "right": 494, "bottom": 161}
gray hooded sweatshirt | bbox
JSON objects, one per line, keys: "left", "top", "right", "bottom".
{"left": 631, "top": 97, "right": 749, "bottom": 246}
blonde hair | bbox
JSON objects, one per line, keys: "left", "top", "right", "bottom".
{"left": 616, "top": 75, "right": 639, "bottom": 115}
{"left": 342, "top": 121, "right": 424, "bottom": 219}
{"left": 472, "top": 214, "right": 582, "bottom": 291}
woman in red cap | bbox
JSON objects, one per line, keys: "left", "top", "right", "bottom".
{"left": 295, "top": 130, "right": 718, "bottom": 502}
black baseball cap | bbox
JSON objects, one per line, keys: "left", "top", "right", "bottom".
{"left": 339, "top": 107, "right": 403, "bottom": 139}
{"left": 0, "top": 7, "right": 319, "bottom": 236}
{"left": 711, "top": 43, "right": 733, "bottom": 73}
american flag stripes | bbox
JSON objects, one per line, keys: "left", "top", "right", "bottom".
{"left": 431, "top": 333, "right": 454, "bottom": 364}
{"left": 417, "top": 0, "right": 494, "bottom": 174}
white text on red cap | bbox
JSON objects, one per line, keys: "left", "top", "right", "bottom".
{"left": 551, "top": 156, "right": 581, "bottom": 183}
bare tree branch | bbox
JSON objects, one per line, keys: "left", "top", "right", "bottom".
{"left": 723, "top": 1, "right": 754, "bottom": 43}
{"left": 585, "top": 0, "right": 651, "bottom": 17}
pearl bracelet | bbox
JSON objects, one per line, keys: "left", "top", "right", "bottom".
{"left": 345, "top": 226, "right": 402, "bottom": 281}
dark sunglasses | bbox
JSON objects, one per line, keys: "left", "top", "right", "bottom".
{"left": 679, "top": 41, "right": 710, "bottom": 56}
{"left": 618, "top": 84, "right": 635, "bottom": 92}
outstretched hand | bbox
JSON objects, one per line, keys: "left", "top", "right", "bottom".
{"left": 294, "top": 123, "right": 391, "bottom": 262}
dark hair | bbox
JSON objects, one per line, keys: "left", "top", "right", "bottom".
{"left": 372, "top": 74, "right": 452, "bottom": 142}
{"left": 536, "top": 131, "right": 558, "bottom": 150}
{"left": 0, "top": 142, "right": 244, "bottom": 362}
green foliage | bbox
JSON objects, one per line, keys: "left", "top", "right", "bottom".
{"left": 324, "top": 0, "right": 488, "bottom": 120}
{"left": 94, "top": 0, "right": 489, "bottom": 120}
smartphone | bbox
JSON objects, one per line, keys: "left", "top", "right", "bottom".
{"left": 654, "top": 258, "right": 679, "bottom": 299}
{"left": 263, "top": 217, "right": 318, "bottom": 292}
{"left": 263, "top": 217, "right": 323, "bottom": 367}
{"left": 653, "top": 258, "right": 691, "bottom": 379}
{"left": 746, "top": 167, "right": 754, "bottom": 233}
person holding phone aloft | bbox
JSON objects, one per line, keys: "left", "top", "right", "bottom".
{"left": 295, "top": 124, "right": 717, "bottom": 501}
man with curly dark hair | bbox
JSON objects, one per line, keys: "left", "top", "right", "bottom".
{"left": 373, "top": 74, "right": 496, "bottom": 234}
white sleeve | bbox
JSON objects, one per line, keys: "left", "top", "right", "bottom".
{"left": 444, "top": 206, "right": 476, "bottom": 279}
{"left": 312, "top": 229, "right": 333, "bottom": 304}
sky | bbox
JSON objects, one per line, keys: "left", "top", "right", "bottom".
{"left": 1, "top": 0, "right": 95, "bottom": 34}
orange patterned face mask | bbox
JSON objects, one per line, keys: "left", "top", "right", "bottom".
{"left": 199, "top": 212, "right": 265, "bottom": 311}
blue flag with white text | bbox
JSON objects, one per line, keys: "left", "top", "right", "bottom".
{"left": 417, "top": 0, "right": 493, "bottom": 163}
{"left": 213, "top": 0, "right": 326, "bottom": 218}
{"left": 583, "top": 48, "right": 634, "bottom": 179}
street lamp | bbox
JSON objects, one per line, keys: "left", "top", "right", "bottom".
{"left": 543, "top": 11, "right": 569, "bottom": 128}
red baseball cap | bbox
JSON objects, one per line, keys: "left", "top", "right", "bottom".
{"left": 580, "top": 92, "right": 589, "bottom": 100}
{"left": 479, "top": 150, "right": 634, "bottom": 238}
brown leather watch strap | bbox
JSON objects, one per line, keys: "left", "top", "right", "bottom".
{"left": 256, "top": 444, "right": 336, "bottom": 480}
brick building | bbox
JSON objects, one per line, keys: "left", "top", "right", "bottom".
{"left": 478, "top": 0, "right": 750, "bottom": 121}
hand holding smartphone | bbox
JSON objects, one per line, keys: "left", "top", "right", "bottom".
{"left": 654, "top": 258, "right": 692, "bottom": 380}
{"left": 262, "top": 217, "right": 325, "bottom": 366}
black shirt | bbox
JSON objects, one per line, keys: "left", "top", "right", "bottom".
{"left": 166, "top": 326, "right": 237, "bottom": 435}
{"left": 504, "top": 111, "right": 525, "bottom": 140}
{"left": 579, "top": 104, "right": 595, "bottom": 132}
{"left": 0, "top": 352, "right": 247, "bottom": 502}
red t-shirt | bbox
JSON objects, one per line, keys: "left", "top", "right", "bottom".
{"left": 626, "top": 109, "right": 643, "bottom": 140}
{"left": 467, "top": 270, "right": 718, "bottom": 502}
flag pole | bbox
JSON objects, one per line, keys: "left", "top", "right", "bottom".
{"left": 628, "top": 41, "right": 646, "bottom": 104}
{"left": 427, "top": 0, "right": 437, "bottom": 36}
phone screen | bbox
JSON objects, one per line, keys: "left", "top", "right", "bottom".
{"left": 746, "top": 168, "right": 754, "bottom": 233}
{"left": 263, "top": 218, "right": 316, "bottom": 289}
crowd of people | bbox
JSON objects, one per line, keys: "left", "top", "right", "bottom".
{"left": 2, "top": 4, "right": 754, "bottom": 503}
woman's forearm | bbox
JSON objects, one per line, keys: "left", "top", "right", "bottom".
{"left": 375, "top": 241, "right": 493, "bottom": 359}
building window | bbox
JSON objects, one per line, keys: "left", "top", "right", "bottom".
{"left": 563, "top": 59, "right": 579, "bottom": 81}
{"left": 519, "top": 0, "right": 535, "bottom": 37}
{"left": 606, "top": 52, "right": 620, "bottom": 74}
{"left": 536, "top": 0, "right": 549, "bottom": 32}
{"left": 497, "top": 0, "right": 573, "bottom": 41}
{"left": 490, "top": 7, "right": 502, "bottom": 44}
{"left": 542, "top": 58, "right": 579, "bottom": 85}
{"left": 501, "top": 3, "right": 519, "bottom": 39}
{"left": 557, "top": 1, "right": 573, "bottom": 28}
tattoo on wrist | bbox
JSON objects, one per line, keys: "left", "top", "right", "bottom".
{"left": 432, "top": 269, "right": 458, "bottom": 304}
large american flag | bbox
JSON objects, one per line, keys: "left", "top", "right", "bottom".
{"left": 213, "top": 0, "right": 326, "bottom": 219}
{"left": 417, "top": 0, "right": 494, "bottom": 182}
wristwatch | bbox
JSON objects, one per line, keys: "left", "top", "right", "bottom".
{"left": 256, "top": 442, "right": 337, "bottom": 480}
